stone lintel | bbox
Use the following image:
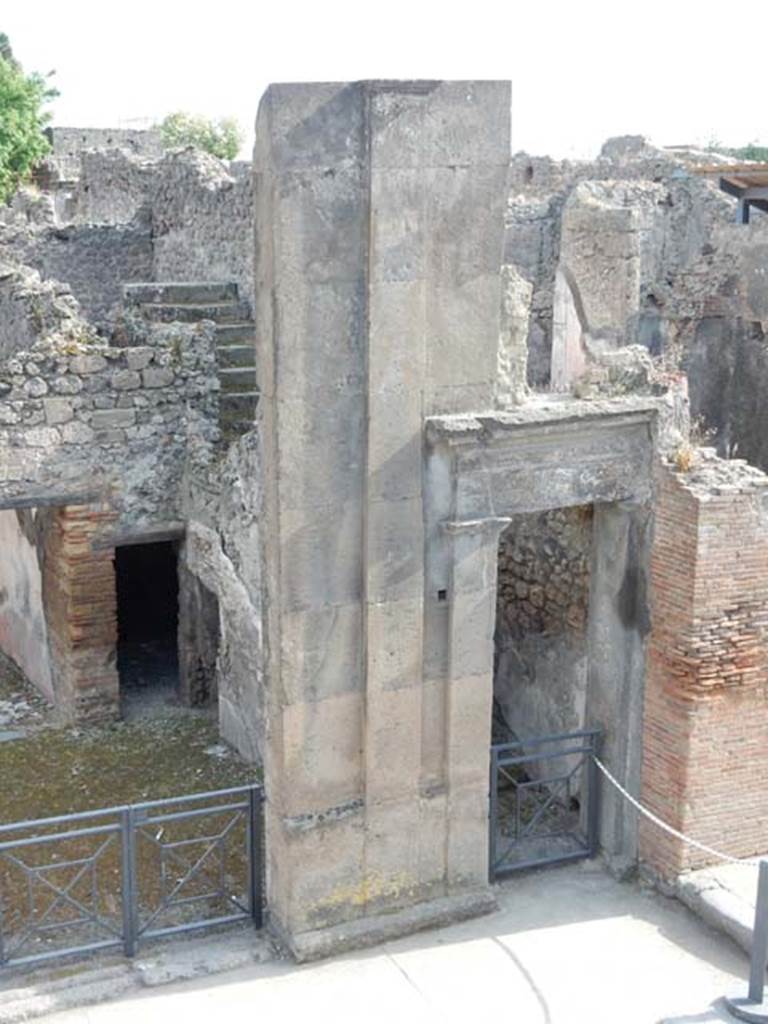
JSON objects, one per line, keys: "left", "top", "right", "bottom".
{"left": 91, "top": 521, "right": 187, "bottom": 550}
{"left": 425, "top": 396, "right": 662, "bottom": 448}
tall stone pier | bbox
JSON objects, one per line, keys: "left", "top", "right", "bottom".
{"left": 254, "top": 80, "right": 510, "bottom": 957}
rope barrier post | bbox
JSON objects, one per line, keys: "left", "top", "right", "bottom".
{"left": 725, "top": 859, "right": 768, "bottom": 1022}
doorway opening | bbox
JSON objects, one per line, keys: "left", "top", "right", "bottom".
{"left": 115, "top": 540, "right": 179, "bottom": 718}
{"left": 490, "top": 504, "right": 596, "bottom": 874}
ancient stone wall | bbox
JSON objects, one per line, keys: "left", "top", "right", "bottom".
{"left": 183, "top": 431, "right": 264, "bottom": 764}
{"left": 505, "top": 139, "right": 734, "bottom": 392}
{"left": 0, "top": 321, "right": 219, "bottom": 535}
{"left": 641, "top": 453, "right": 768, "bottom": 877}
{"left": 72, "top": 149, "right": 156, "bottom": 225}
{"left": 1, "top": 221, "right": 153, "bottom": 329}
{"left": 0, "top": 262, "right": 84, "bottom": 360}
{"left": 0, "top": 508, "right": 53, "bottom": 701}
{"left": 151, "top": 150, "right": 254, "bottom": 308}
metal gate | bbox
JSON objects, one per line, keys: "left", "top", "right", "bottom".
{"left": 489, "top": 729, "right": 600, "bottom": 880}
{"left": 0, "top": 784, "right": 263, "bottom": 967}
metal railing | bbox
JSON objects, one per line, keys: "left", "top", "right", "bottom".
{"left": 489, "top": 728, "right": 601, "bottom": 880}
{"left": 0, "top": 784, "right": 263, "bottom": 967}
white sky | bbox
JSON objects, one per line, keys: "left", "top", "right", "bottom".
{"left": 4, "top": 0, "right": 767, "bottom": 160}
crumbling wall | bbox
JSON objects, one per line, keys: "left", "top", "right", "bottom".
{"left": 0, "top": 508, "right": 53, "bottom": 701}
{"left": 504, "top": 138, "right": 735, "bottom": 394}
{"left": 1, "top": 221, "right": 153, "bottom": 329}
{"left": 0, "top": 320, "right": 219, "bottom": 535}
{"left": 151, "top": 150, "right": 254, "bottom": 307}
{"left": 494, "top": 506, "right": 593, "bottom": 741}
{"left": 46, "top": 127, "right": 163, "bottom": 160}
{"left": 0, "top": 261, "right": 84, "bottom": 360}
{"left": 182, "top": 431, "right": 263, "bottom": 764}
{"left": 641, "top": 452, "right": 768, "bottom": 877}
{"left": 72, "top": 149, "right": 156, "bottom": 225}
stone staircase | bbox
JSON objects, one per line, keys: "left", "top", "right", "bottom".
{"left": 122, "top": 282, "right": 258, "bottom": 441}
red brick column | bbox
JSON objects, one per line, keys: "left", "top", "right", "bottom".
{"left": 641, "top": 460, "right": 768, "bottom": 878}
{"left": 43, "top": 504, "right": 119, "bottom": 722}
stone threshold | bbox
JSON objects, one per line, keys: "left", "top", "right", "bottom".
{"left": 272, "top": 887, "right": 499, "bottom": 963}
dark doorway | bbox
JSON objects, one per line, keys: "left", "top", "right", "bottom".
{"left": 115, "top": 540, "right": 179, "bottom": 717}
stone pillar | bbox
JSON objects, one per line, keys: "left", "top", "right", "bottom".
{"left": 254, "top": 80, "right": 509, "bottom": 958}
{"left": 641, "top": 460, "right": 768, "bottom": 879}
{"left": 42, "top": 504, "right": 119, "bottom": 722}
{"left": 586, "top": 499, "right": 653, "bottom": 873}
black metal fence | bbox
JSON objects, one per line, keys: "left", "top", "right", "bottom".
{"left": 489, "top": 729, "right": 600, "bottom": 880}
{"left": 0, "top": 784, "right": 263, "bottom": 967}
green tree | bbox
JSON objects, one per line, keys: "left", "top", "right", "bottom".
{"left": 0, "top": 35, "right": 57, "bottom": 203}
{"left": 157, "top": 112, "right": 242, "bottom": 161}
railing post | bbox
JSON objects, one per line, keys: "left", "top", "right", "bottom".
{"left": 248, "top": 787, "right": 263, "bottom": 930}
{"left": 587, "top": 733, "right": 601, "bottom": 858}
{"left": 726, "top": 859, "right": 768, "bottom": 1020}
{"left": 120, "top": 806, "right": 138, "bottom": 958}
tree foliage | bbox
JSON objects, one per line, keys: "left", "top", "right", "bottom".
{"left": 0, "top": 34, "right": 57, "bottom": 203}
{"left": 157, "top": 112, "right": 242, "bottom": 161}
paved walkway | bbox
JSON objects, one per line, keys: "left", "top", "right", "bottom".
{"left": 677, "top": 860, "right": 763, "bottom": 956}
{"left": 28, "top": 862, "right": 752, "bottom": 1024}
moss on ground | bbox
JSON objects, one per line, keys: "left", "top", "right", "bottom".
{"left": 0, "top": 712, "right": 260, "bottom": 825}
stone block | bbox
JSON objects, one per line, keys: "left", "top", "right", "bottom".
{"left": 258, "top": 82, "right": 365, "bottom": 173}
{"left": 90, "top": 409, "right": 136, "bottom": 430}
{"left": 366, "top": 497, "right": 424, "bottom": 603}
{"left": 276, "top": 808, "right": 366, "bottom": 933}
{"left": 59, "top": 421, "right": 93, "bottom": 444}
{"left": 369, "top": 168, "right": 425, "bottom": 283}
{"left": 69, "top": 354, "right": 107, "bottom": 374}
{"left": 449, "top": 589, "right": 496, "bottom": 680}
{"left": 124, "top": 347, "right": 154, "bottom": 371}
{"left": 366, "top": 596, "right": 423, "bottom": 692}
{"left": 281, "top": 692, "right": 364, "bottom": 815}
{"left": 274, "top": 167, "right": 367, "bottom": 286}
{"left": 369, "top": 80, "right": 510, "bottom": 169}
{"left": 142, "top": 367, "right": 175, "bottom": 388}
{"left": 275, "top": 390, "right": 365, "bottom": 510}
{"left": 279, "top": 602, "right": 363, "bottom": 705}
{"left": 417, "top": 790, "right": 448, "bottom": 893}
{"left": 446, "top": 785, "right": 491, "bottom": 890}
{"left": 446, "top": 673, "right": 493, "bottom": 790}
{"left": 44, "top": 398, "right": 74, "bottom": 426}
{"left": 365, "top": 685, "right": 422, "bottom": 803}
{"left": 363, "top": 800, "right": 422, "bottom": 912}
{"left": 111, "top": 369, "right": 141, "bottom": 390}
{"left": 24, "top": 427, "right": 60, "bottom": 447}
{"left": 279, "top": 502, "right": 362, "bottom": 612}
{"left": 420, "top": 677, "right": 447, "bottom": 787}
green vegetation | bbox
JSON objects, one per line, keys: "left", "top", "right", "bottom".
{"left": 0, "top": 33, "right": 57, "bottom": 203}
{"left": 157, "top": 111, "right": 242, "bottom": 160}
{"left": 706, "top": 138, "right": 768, "bottom": 162}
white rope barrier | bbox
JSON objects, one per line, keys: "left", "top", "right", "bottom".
{"left": 592, "top": 755, "right": 756, "bottom": 867}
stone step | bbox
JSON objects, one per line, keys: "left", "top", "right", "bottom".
{"left": 215, "top": 322, "right": 255, "bottom": 345}
{"left": 123, "top": 281, "right": 239, "bottom": 305}
{"left": 220, "top": 367, "right": 257, "bottom": 390}
{"left": 218, "top": 344, "right": 256, "bottom": 368}
{"left": 140, "top": 301, "right": 251, "bottom": 324}
{"left": 220, "top": 391, "right": 259, "bottom": 426}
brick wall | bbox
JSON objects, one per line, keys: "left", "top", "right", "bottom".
{"left": 641, "top": 458, "right": 768, "bottom": 877}
{"left": 42, "top": 504, "right": 119, "bottom": 723}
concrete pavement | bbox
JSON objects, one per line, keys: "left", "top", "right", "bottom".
{"left": 14, "top": 860, "right": 754, "bottom": 1024}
